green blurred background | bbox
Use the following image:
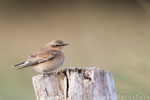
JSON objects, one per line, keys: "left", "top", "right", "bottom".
{"left": 0, "top": 0, "right": 150, "bottom": 100}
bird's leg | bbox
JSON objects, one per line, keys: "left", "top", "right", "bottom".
{"left": 42, "top": 73, "right": 46, "bottom": 77}
{"left": 42, "top": 73, "right": 50, "bottom": 77}
{"left": 43, "top": 73, "right": 47, "bottom": 77}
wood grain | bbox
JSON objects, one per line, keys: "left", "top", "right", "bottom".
{"left": 32, "top": 67, "right": 117, "bottom": 100}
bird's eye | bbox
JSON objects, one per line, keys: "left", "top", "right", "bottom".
{"left": 56, "top": 45, "right": 59, "bottom": 46}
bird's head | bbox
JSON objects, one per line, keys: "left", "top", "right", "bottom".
{"left": 48, "top": 40, "right": 68, "bottom": 50}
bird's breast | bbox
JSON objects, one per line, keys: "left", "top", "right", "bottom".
{"left": 33, "top": 51, "right": 65, "bottom": 73}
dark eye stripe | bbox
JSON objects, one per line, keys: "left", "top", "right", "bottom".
{"left": 56, "top": 45, "right": 61, "bottom": 46}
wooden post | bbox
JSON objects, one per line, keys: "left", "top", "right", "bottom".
{"left": 32, "top": 67, "right": 117, "bottom": 100}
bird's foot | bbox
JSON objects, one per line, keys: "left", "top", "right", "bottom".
{"left": 42, "top": 73, "right": 50, "bottom": 77}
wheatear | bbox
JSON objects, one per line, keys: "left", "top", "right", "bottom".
{"left": 13, "top": 40, "right": 68, "bottom": 74}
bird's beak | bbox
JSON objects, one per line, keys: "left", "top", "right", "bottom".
{"left": 62, "top": 43, "right": 69, "bottom": 46}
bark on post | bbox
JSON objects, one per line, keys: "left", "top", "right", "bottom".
{"left": 32, "top": 67, "right": 117, "bottom": 100}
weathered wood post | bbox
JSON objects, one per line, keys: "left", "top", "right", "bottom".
{"left": 32, "top": 67, "right": 117, "bottom": 100}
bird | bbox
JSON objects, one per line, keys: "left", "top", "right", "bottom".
{"left": 13, "top": 40, "right": 68, "bottom": 75}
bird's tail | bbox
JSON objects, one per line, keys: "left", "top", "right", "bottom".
{"left": 12, "top": 61, "right": 31, "bottom": 70}
{"left": 13, "top": 62, "right": 25, "bottom": 67}
{"left": 12, "top": 62, "right": 26, "bottom": 69}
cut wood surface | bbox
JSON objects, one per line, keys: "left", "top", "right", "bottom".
{"left": 32, "top": 67, "right": 117, "bottom": 100}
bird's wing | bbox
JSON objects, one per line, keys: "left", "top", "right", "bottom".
{"left": 18, "top": 49, "right": 60, "bottom": 69}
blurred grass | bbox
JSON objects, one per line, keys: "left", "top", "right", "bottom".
{"left": 0, "top": 1, "right": 150, "bottom": 100}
